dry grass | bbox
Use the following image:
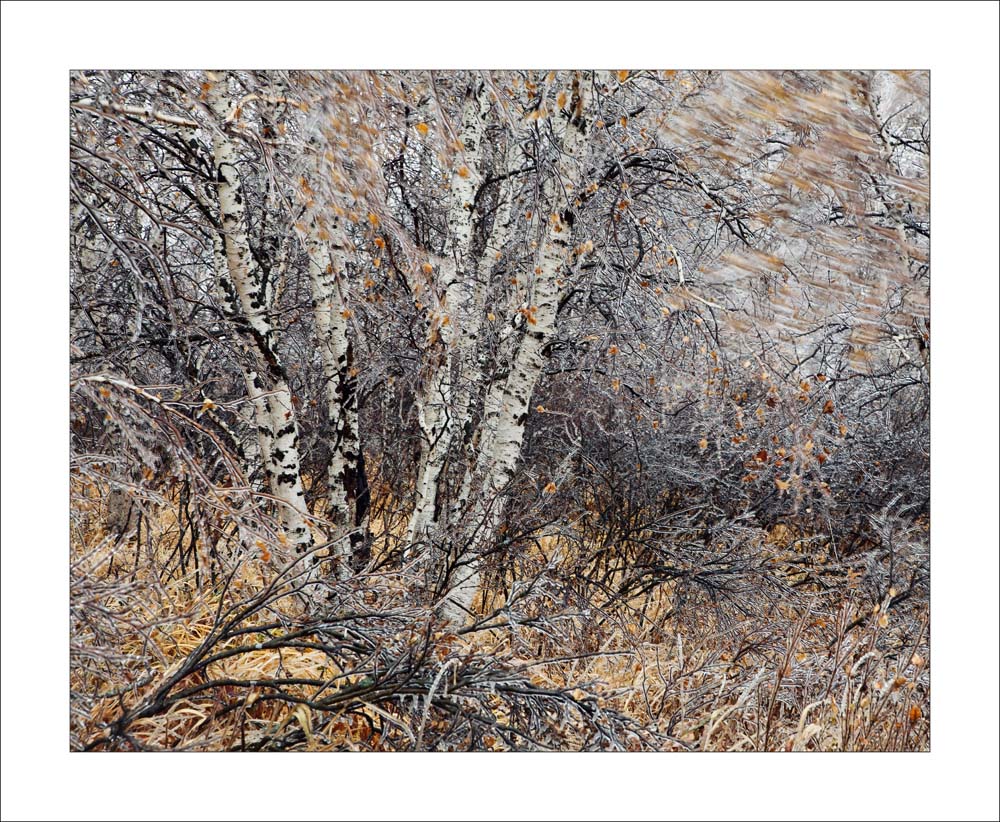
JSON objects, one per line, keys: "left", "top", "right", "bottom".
{"left": 70, "top": 477, "right": 929, "bottom": 752}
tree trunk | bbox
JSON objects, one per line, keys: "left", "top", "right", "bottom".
{"left": 296, "top": 170, "right": 368, "bottom": 576}
{"left": 206, "top": 71, "right": 314, "bottom": 562}
{"left": 405, "top": 78, "right": 492, "bottom": 563}
{"left": 440, "top": 71, "right": 595, "bottom": 623}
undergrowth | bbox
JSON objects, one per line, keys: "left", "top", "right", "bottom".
{"left": 71, "top": 476, "right": 929, "bottom": 752}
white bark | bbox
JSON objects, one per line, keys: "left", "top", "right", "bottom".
{"left": 206, "top": 72, "right": 314, "bottom": 561}
{"left": 405, "top": 78, "right": 492, "bottom": 557}
{"left": 296, "top": 179, "right": 366, "bottom": 578}
{"left": 451, "top": 135, "right": 523, "bottom": 517}
{"left": 440, "top": 72, "right": 595, "bottom": 622}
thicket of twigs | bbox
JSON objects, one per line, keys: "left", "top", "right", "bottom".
{"left": 70, "top": 69, "right": 929, "bottom": 751}
{"left": 71, "top": 359, "right": 929, "bottom": 752}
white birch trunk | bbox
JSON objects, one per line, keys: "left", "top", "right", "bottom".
{"left": 440, "top": 72, "right": 595, "bottom": 622}
{"left": 297, "top": 188, "right": 365, "bottom": 578}
{"left": 206, "top": 71, "right": 314, "bottom": 562}
{"left": 449, "top": 132, "right": 526, "bottom": 515}
{"left": 405, "top": 79, "right": 491, "bottom": 558}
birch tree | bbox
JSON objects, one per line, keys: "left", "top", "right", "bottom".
{"left": 71, "top": 68, "right": 932, "bottom": 755}
{"left": 404, "top": 77, "right": 493, "bottom": 559}
{"left": 294, "top": 134, "right": 368, "bottom": 574}
{"left": 70, "top": 68, "right": 929, "bottom": 623}
{"left": 204, "top": 71, "right": 315, "bottom": 561}
{"left": 436, "top": 71, "right": 597, "bottom": 620}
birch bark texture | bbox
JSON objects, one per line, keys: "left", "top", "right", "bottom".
{"left": 205, "top": 71, "right": 314, "bottom": 562}
{"left": 404, "top": 78, "right": 493, "bottom": 559}
{"left": 296, "top": 149, "right": 368, "bottom": 577}
{"left": 435, "top": 71, "right": 596, "bottom": 622}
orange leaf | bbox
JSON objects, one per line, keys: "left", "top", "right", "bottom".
{"left": 415, "top": 122, "right": 429, "bottom": 136}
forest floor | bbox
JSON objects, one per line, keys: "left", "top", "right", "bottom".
{"left": 70, "top": 478, "right": 929, "bottom": 752}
